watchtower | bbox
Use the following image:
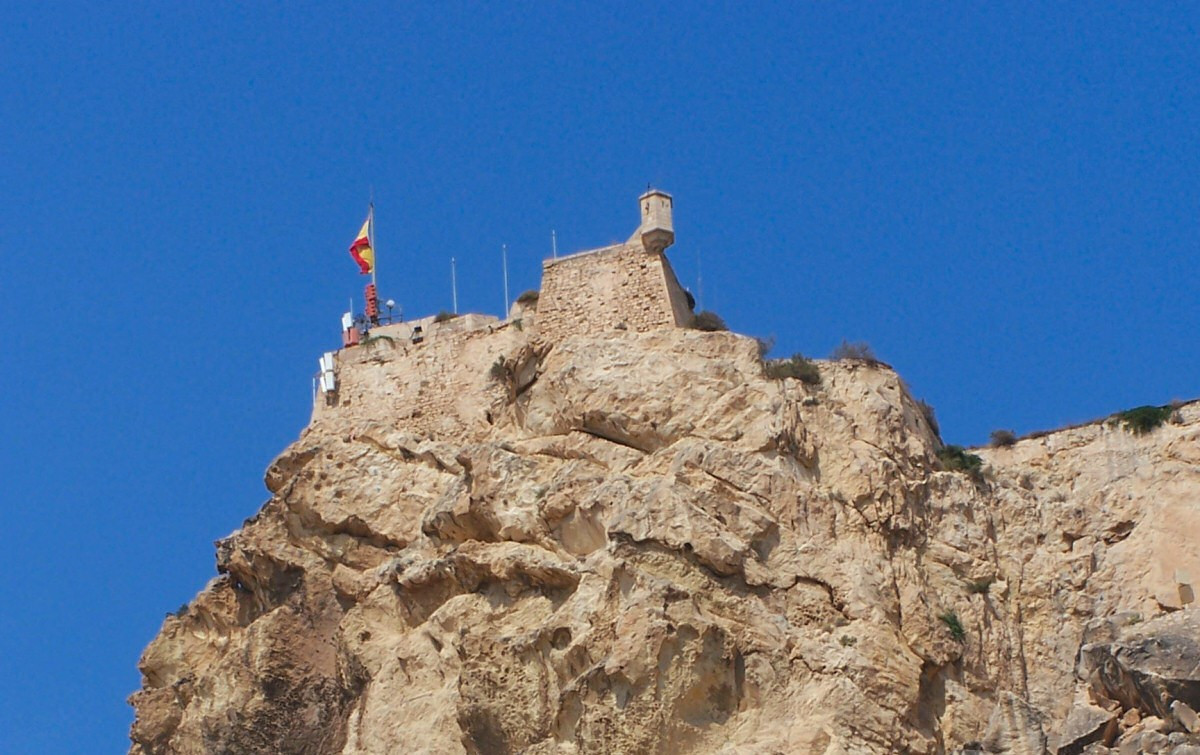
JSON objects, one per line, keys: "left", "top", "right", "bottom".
{"left": 536, "top": 189, "right": 692, "bottom": 341}
{"left": 638, "top": 189, "right": 674, "bottom": 254}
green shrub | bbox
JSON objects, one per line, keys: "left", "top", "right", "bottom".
{"left": 989, "top": 429, "right": 1017, "bottom": 447}
{"left": 433, "top": 311, "right": 458, "bottom": 323}
{"left": 831, "top": 339, "right": 876, "bottom": 361}
{"left": 1115, "top": 405, "right": 1175, "bottom": 435}
{"left": 690, "top": 311, "right": 727, "bottom": 332}
{"left": 939, "top": 611, "right": 966, "bottom": 641}
{"left": 516, "top": 290, "right": 539, "bottom": 305}
{"left": 938, "top": 445, "right": 983, "bottom": 475}
{"left": 764, "top": 353, "right": 821, "bottom": 385}
{"left": 839, "top": 635, "right": 857, "bottom": 647}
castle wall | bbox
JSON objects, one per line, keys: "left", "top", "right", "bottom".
{"left": 313, "top": 316, "right": 516, "bottom": 442}
{"left": 536, "top": 242, "right": 691, "bottom": 342}
{"left": 312, "top": 191, "right": 693, "bottom": 438}
{"left": 659, "top": 255, "right": 694, "bottom": 328}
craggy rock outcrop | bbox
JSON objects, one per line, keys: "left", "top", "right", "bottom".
{"left": 130, "top": 326, "right": 1200, "bottom": 754}
{"left": 1064, "top": 610, "right": 1200, "bottom": 752}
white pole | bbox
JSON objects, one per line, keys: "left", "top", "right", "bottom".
{"left": 551, "top": 229, "right": 557, "bottom": 259}
{"left": 451, "top": 257, "right": 458, "bottom": 314}
{"left": 369, "top": 202, "right": 376, "bottom": 287}
{"left": 502, "top": 244, "right": 509, "bottom": 316}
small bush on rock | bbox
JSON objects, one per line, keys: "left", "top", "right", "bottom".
{"left": 764, "top": 353, "right": 821, "bottom": 385}
{"left": 989, "top": 429, "right": 1017, "bottom": 447}
{"left": 939, "top": 611, "right": 966, "bottom": 641}
{"left": 433, "top": 311, "right": 458, "bottom": 323}
{"left": 516, "top": 290, "right": 539, "bottom": 305}
{"left": 690, "top": 311, "right": 728, "bottom": 332}
{"left": 831, "top": 339, "right": 876, "bottom": 362}
{"left": 938, "top": 445, "right": 983, "bottom": 476}
{"left": 1115, "top": 405, "right": 1175, "bottom": 435}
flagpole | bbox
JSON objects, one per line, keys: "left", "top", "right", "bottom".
{"left": 369, "top": 202, "right": 376, "bottom": 287}
{"left": 502, "top": 244, "right": 509, "bottom": 316}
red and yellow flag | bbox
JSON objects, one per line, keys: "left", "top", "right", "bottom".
{"left": 349, "top": 209, "right": 374, "bottom": 275}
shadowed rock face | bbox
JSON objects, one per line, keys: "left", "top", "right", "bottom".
{"left": 129, "top": 328, "right": 1200, "bottom": 754}
{"left": 1080, "top": 611, "right": 1200, "bottom": 725}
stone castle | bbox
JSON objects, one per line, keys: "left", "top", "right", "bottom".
{"left": 535, "top": 190, "right": 693, "bottom": 342}
{"left": 133, "top": 186, "right": 1200, "bottom": 754}
{"left": 314, "top": 190, "right": 697, "bottom": 433}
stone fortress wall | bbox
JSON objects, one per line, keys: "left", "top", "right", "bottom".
{"left": 312, "top": 314, "right": 517, "bottom": 440}
{"left": 535, "top": 241, "right": 691, "bottom": 343}
{"left": 314, "top": 190, "right": 693, "bottom": 439}
{"left": 535, "top": 189, "right": 692, "bottom": 342}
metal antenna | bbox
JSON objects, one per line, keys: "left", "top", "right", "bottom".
{"left": 502, "top": 244, "right": 510, "bottom": 316}
{"left": 451, "top": 257, "right": 459, "bottom": 314}
{"left": 551, "top": 229, "right": 558, "bottom": 259}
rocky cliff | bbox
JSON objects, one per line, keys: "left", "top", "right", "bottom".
{"left": 130, "top": 323, "right": 1200, "bottom": 754}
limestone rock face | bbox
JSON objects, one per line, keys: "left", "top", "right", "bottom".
{"left": 130, "top": 326, "right": 1200, "bottom": 754}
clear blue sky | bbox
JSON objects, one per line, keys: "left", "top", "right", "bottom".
{"left": 1, "top": 3, "right": 1196, "bottom": 751}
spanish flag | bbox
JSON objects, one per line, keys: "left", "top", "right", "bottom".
{"left": 349, "top": 208, "right": 374, "bottom": 275}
